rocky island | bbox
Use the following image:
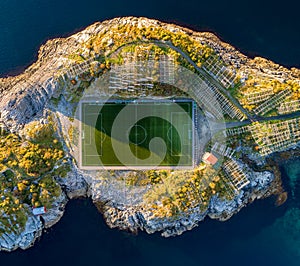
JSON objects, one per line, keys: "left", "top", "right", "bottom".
{"left": 0, "top": 16, "right": 299, "bottom": 252}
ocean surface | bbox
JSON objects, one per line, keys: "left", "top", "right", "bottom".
{"left": 0, "top": 0, "right": 300, "bottom": 265}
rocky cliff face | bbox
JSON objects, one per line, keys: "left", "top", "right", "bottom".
{"left": 1, "top": 76, "right": 57, "bottom": 130}
{"left": 92, "top": 167, "right": 278, "bottom": 237}
{"left": 55, "top": 166, "right": 89, "bottom": 199}
{"left": 0, "top": 214, "right": 42, "bottom": 252}
{"left": 0, "top": 168, "right": 88, "bottom": 252}
{"left": 42, "top": 192, "right": 68, "bottom": 229}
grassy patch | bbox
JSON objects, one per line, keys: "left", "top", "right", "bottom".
{"left": 0, "top": 120, "right": 69, "bottom": 236}
{"left": 143, "top": 165, "right": 234, "bottom": 218}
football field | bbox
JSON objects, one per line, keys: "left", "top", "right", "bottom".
{"left": 80, "top": 100, "right": 195, "bottom": 169}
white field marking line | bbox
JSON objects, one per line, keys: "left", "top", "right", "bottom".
{"left": 133, "top": 125, "right": 147, "bottom": 145}
{"left": 192, "top": 102, "right": 195, "bottom": 167}
{"left": 83, "top": 103, "right": 103, "bottom": 157}
{"left": 79, "top": 101, "right": 83, "bottom": 168}
{"left": 80, "top": 165, "right": 194, "bottom": 170}
{"left": 97, "top": 113, "right": 103, "bottom": 156}
{"left": 80, "top": 102, "right": 104, "bottom": 166}
{"left": 170, "top": 112, "right": 189, "bottom": 157}
{"left": 135, "top": 103, "right": 137, "bottom": 165}
{"left": 84, "top": 115, "right": 99, "bottom": 146}
{"left": 167, "top": 126, "right": 172, "bottom": 142}
{"left": 170, "top": 102, "right": 193, "bottom": 163}
{"left": 82, "top": 113, "right": 104, "bottom": 166}
{"left": 83, "top": 104, "right": 90, "bottom": 164}
{"left": 183, "top": 124, "right": 190, "bottom": 145}
{"left": 132, "top": 105, "right": 148, "bottom": 161}
{"left": 83, "top": 103, "right": 97, "bottom": 145}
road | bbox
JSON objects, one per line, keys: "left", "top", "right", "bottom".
{"left": 211, "top": 110, "right": 300, "bottom": 134}
{"left": 152, "top": 40, "right": 252, "bottom": 119}
{"left": 256, "top": 111, "right": 300, "bottom": 122}
{"left": 108, "top": 40, "right": 299, "bottom": 128}
{"left": 152, "top": 40, "right": 300, "bottom": 126}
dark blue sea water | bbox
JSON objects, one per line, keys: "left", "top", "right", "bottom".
{"left": 0, "top": 1, "right": 300, "bottom": 265}
{"left": 0, "top": 0, "right": 299, "bottom": 77}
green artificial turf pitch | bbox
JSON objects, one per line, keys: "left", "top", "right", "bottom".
{"left": 80, "top": 100, "right": 194, "bottom": 168}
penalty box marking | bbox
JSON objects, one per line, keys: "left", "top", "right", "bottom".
{"left": 83, "top": 104, "right": 103, "bottom": 157}
{"left": 170, "top": 112, "right": 193, "bottom": 157}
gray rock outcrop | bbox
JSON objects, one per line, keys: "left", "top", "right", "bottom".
{"left": 0, "top": 215, "right": 42, "bottom": 252}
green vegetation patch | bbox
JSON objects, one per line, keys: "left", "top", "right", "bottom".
{"left": 0, "top": 120, "right": 67, "bottom": 236}
{"left": 86, "top": 23, "right": 214, "bottom": 67}
{"left": 143, "top": 166, "right": 235, "bottom": 218}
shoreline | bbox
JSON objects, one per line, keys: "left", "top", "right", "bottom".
{"left": 0, "top": 16, "right": 299, "bottom": 252}
{"left": 0, "top": 24, "right": 92, "bottom": 79}
{"left": 1, "top": 16, "right": 299, "bottom": 79}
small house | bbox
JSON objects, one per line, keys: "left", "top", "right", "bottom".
{"left": 32, "top": 206, "right": 47, "bottom": 216}
{"left": 202, "top": 152, "right": 218, "bottom": 165}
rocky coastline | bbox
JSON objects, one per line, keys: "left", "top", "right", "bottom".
{"left": 0, "top": 155, "right": 285, "bottom": 251}
{"left": 0, "top": 16, "right": 298, "bottom": 252}
{"left": 92, "top": 160, "right": 282, "bottom": 237}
